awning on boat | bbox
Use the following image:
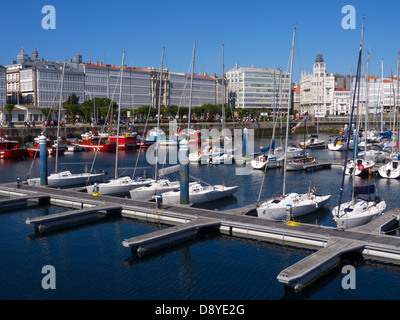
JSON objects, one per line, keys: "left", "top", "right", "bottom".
{"left": 353, "top": 185, "right": 375, "bottom": 197}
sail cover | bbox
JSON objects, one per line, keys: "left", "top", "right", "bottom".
{"left": 353, "top": 185, "right": 375, "bottom": 197}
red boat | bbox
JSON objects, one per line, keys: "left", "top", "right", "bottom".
{"left": 27, "top": 137, "right": 66, "bottom": 157}
{"left": 136, "top": 135, "right": 154, "bottom": 148}
{"left": 67, "top": 132, "right": 116, "bottom": 152}
{"left": 108, "top": 132, "right": 138, "bottom": 150}
{"left": 0, "top": 131, "right": 27, "bottom": 158}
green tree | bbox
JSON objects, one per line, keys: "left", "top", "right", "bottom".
{"left": 4, "top": 104, "right": 14, "bottom": 122}
{"left": 63, "top": 93, "right": 80, "bottom": 106}
{"left": 64, "top": 104, "right": 81, "bottom": 123}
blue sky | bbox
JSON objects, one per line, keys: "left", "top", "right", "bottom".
{"left": 1, "top": 0, "right": 399, "bottom": 83}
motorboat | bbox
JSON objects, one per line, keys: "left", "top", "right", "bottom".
{"left": 299, "top": 136, "right": 325, "bottom": 149}
{"left": 251, "top": 153, "right": 284, "bottom": 170}
{"left": 67, "top": 132, "right": 116, "bottom": 152}
{"left": 327, "top": 137, "right": 354, "bottom": 151}
{"left": 27, "top": 137, "right": 66, "bottom": 157}
{"left": 108, "top": 131, "right": 138, "bottom": 150}
{"left": 0, "top": 133, "right": 27, "bottom": 158}
{"left": 286, "top": 155, "right": 316, "bottom": 171}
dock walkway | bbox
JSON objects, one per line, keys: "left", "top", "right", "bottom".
{"left": 26, "top": 204, "right": 122, "bottom": 231}
{"left": 122, "top": 218, "right": 221, "bottom": 254}
{"left": 277, "top": 238, "right": 365, "bottom": 290}
{"left": 1, "top": 182, "right": 400, "bottom": 290}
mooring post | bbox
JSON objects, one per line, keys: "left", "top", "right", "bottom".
{"left": 39, "top": 135, "right": 48, "bottom": 186}
{"left": 243, "top": 128, "right": 248, "bottom": 156}
{"left": 179, "top": 139, "right": 189, "bottom": 205}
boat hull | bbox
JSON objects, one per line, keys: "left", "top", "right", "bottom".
{"left": 85, "top": 178, "right": 154, "bottom": 196}
{"left": 257, "top": 193, "right": 331, "bottom": 220}
{"left": 67, "top": 139, "right": 116, "bottom": 152}
{"left": 0, "top": 148, "right": 27, "bottom": 158}
{"left": 332, "top": 200, "right": 386, "bottom": 229}
{"left": 130, "top": 180, "right": 181, "bottom": 199}
{"left": 161, "top": 185, "right": 237, "bottom": 205}
{"left": 378, "top": 162, "right": 400, "bottom": 179}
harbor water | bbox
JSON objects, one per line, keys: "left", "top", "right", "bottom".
{"left": 1, "top": 134, "right": 400, "bottom": 300}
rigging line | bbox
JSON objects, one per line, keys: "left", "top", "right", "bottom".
{"left": 176, "top": 56, "right": 194, "bottom": 119}
{"left": 132, "top": 103, "right": 152, "bottom": 179}
{"left": 27, "top": 66, "right": 63, "bottom": 179}
{"left": 337, "top": 17, "right": 365, "bottom": 216}
{"left": 89, "top": 61, "right": 124, "bottom": 173}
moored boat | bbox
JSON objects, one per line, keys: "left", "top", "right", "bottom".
{"left": 67, "top": 131, "right": 116, "bottom": 152}
{"left": 0, "top": 134, "right": 27, "bottom": 158}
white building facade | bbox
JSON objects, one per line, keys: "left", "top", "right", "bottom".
{"left": 333, "top": 88, "right": 351, "bottom": 116}
{"left": 0, "top": 66, "right": 6, "bottom": 108}
{"left": 226, "top": 65, "right": 290, "bottom": 111}
{"left": 300, "top": 54, "right": 335, "bottom": 116}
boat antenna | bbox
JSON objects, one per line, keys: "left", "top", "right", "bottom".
{"left": 282, "top": 27, "right": 296, "bottom": 196}
{"left": 337, "top": 17, "right": 365, "bottom": 216}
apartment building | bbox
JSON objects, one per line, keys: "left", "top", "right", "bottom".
{"left": 226, "top": 65, "right": 290, "bottom": 111}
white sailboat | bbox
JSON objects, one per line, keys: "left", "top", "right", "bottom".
{"left": 256, "top": 27, "right": 331, "bottom": 221}
{"left": 333, "top": 20, "right": 386, "bottom": 229}
{"left": 345, "top": 158, "right": 375, "bottom": 176}
{"left": 378, "top": 159, "right": 400, "bottom": 179}
{"left": 160, "top": 182, "right": 237, "bottom": 205}
{"left": 130, "top": 47, "right": 181, "bottom": 199}
{"left": 85, "top": 52, "right": 154, "bottom": 196}
{"left": 379, "top": 53, "right": 400, "bottom": 179}
{"left": 332, "top": 184, "right": 386, "bottom": 229}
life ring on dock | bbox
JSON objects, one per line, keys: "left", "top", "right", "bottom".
{"left": 358, "top": 164, "right": 365, "bottom": 171}
{"left": 198, "top": 150, "right": 202, "bottom": 156}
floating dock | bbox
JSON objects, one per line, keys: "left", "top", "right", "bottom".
{"left": 277, "top": 238, "right": 365, "bottom": 290}
{"left": 122, "top": 218, "right": 221, "bottom": 254}
{"left": 26, "top": 204, "right": 122, "bottom": 231}
{"left": 1, "top": 182, "right": 400, "bottom": 291}
{"left": 0, "top": 193, "right": 50, "bottom": 210}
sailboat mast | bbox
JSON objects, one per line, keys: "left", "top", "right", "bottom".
{"left": 337, "top": 18, "right": 365, "bottom": 214}
{"left": 155, "top": 46, "right": 165, "bottom": 182}
{"left": 365, "top": 52, "right": 370, "bottom": 154}
{"left": 222, "top": 43, "right": 225, "bottom": 132}
{"left": 55, "top": 61, "right": 66, "bottom": 174}
{"left": 396, "top": 52, "right": 400, "bottom": 151}
{"left": 381, "top": 60, "right": 384, "bottom": 132}
{"left": 187, "top": 41, "right": 196, "bottom": 138}
{"left": 114, "top": 51, "right": 125, "bottom": 179}
{"left": 282, "top": 27, "right": 296, "bottom": 197}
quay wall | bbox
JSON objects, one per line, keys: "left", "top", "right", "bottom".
{"left": 1, "top": 121, "right": 350, "bottom": 143}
